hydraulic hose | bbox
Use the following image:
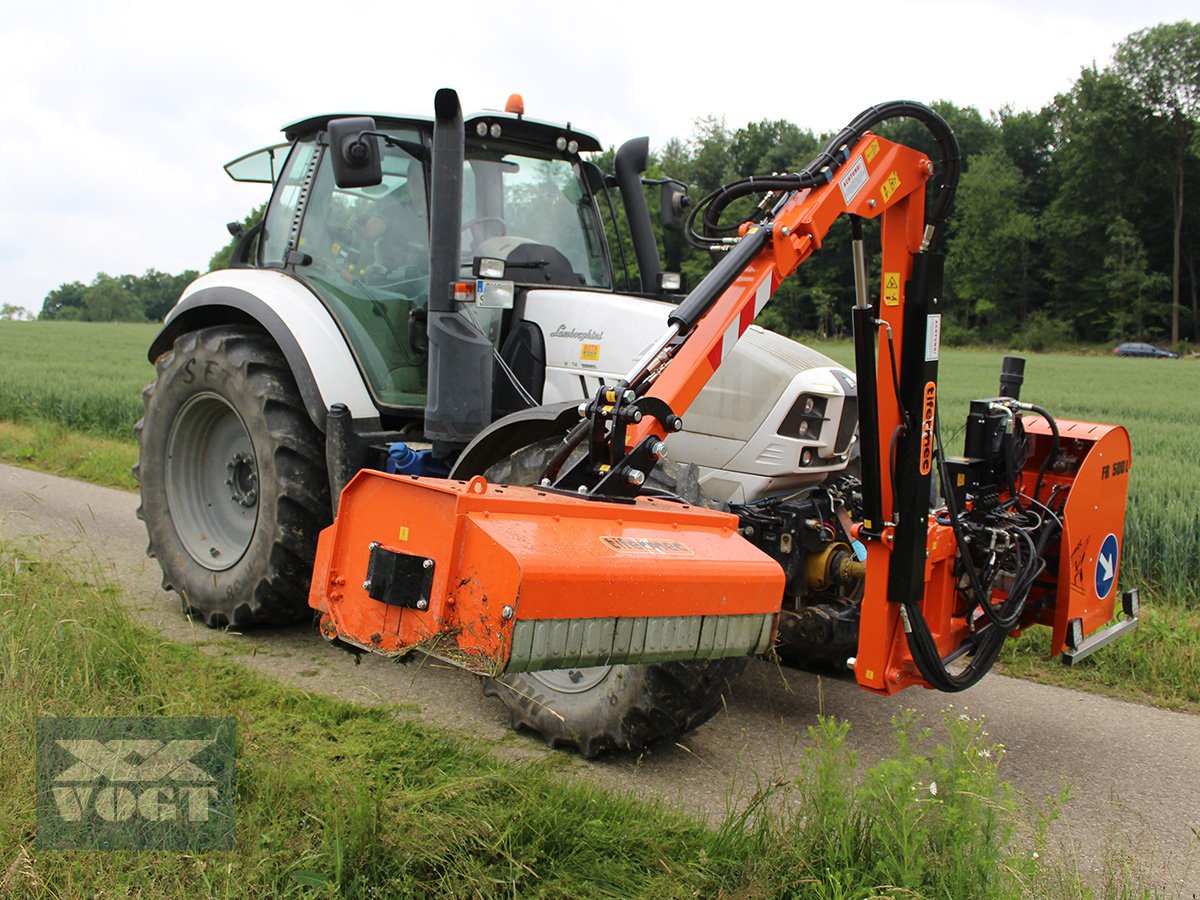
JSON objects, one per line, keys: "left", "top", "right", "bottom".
{"left": 686, "top": 101, "right": 962, "bottom": 252}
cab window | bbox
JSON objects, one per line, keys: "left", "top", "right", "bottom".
{"left": 294, "top": 127, "right": 430, "bottom": 408}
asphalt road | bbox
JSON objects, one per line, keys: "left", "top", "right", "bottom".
{"left": 2, "top": 463, "right": 1196, "bottom": 893}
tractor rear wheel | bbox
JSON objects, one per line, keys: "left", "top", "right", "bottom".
{"left": 135, "top": 326, "right": 330, "bottom": 627}
{"left": 461, "top": 430, "right": 747, "bottom": 757}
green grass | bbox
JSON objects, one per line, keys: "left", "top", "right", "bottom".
{"left": 0, "top": 547, "right": 1098, "bottom": 899}
{"left": 0, "top": 321, "right": 157, "bottom": 439}
{"left": 0, "top": 421, "right": 137, "bottom": 490}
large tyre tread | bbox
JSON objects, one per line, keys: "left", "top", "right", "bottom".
{"left": 486, "top": 657, "right": 748, "bottom": 758}
{"left": 135, "top": 326, "right": 330, "bottom": 629}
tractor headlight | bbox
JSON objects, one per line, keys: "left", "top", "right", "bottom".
{"left": 474, "top": 257, "right": 507, "bottom": 280}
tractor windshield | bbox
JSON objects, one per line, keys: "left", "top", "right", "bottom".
{"left": 462, "top": 145, "right": 610, "bottom": 289}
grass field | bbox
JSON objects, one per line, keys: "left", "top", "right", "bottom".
{"left": 0, "top": 321, "right": 1197, "bottom": 709}
{"left": 1, "top": 547, "right": 1103, "bottom": 899}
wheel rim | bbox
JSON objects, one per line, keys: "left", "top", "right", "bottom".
{"left": 165, "top": 392, "right": 259, "bottom": 571}
{"left": 528, "top": 666, "right": 612, "bottom": 694}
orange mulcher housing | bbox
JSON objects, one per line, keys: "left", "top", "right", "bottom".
{"left": 310, "top": 103, "right": 1136, "bottom": 694}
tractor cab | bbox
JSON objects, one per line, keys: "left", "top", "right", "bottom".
{"left": 233, "top": 105, "right": 622, "bottom": 414}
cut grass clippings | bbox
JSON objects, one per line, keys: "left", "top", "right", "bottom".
{"left": 0, "top": 547, "right": 1097, "bottom": 899}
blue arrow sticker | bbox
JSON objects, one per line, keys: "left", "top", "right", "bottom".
{"left": 1095, "top": 533, "right": 1119, "bottom": 600}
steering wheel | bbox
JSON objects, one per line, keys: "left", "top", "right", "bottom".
{"left": 462, "top": 216, "right": 507, "bottom": 236}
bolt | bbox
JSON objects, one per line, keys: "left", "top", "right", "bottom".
{"left": 781, "top": 226, "right": 790, "bottom": 236}
{"left": 631, "top": 410, "right": 643, "bottom": 422}
{"left": 577, "top": 486, "right": 589, "bottom": 494}
{"left": 650, "top": 441, "right": 667, "bottom": 460}
{"left": 502, "top": 605, "right": 514, "bottom": 620}
{"left": 577, "top": 403, "right": 588, "bottom": 417}
{"left": 868, "top": 199, "right": 877, "bottom": 208}
{"left": 623, "top": 390, "right": 636, "bottom": 403}
{"left": 369, "top": 541, "right": 380, "bottom": 551}
{"left": 926, "top": 161, "right": 935, "bottom": 174}
{"left": 362, "top": 579, "right": 372, "bottom": 591}
{"left": 369, "top": 632, "right": 382, "bottom": 644}
{"left": 846, "top": 656, "right": 857, "bottom": 670}
{"left": 626, "top": 469, "right": 646, "bottom": 487}
{"left": 423, "top": 558, "right": 433, "bottom": 569}
{"left": 416, "top": 599, "right": 429, "bottom": 610}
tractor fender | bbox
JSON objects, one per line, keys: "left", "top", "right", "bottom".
{"left": 149, "top": 269, "right": 377, "bottom": 431}
{"left": 450, "top": 401, "right": 581, "bottom": 479}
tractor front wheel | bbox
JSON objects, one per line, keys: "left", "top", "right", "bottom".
{"left": 135, "top": 326, "right": 330, "bottom": 627}
{"left": 484, "top": 657, "right": 747, "bottom": 758}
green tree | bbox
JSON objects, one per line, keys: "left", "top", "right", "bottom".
{"left": 39, "top": 281, "right": 88, "bottom": 320}
{"left": 947, "top": 151, "right": 1038, "bottom": 338}
{"left": 1105, "top": 215, "right": 1171, "bottom": 338}
{"left": 208, "top": 204, "right": 267, "bottom": 271}
{"left": 80, "top": 274, "right": 144, "bottom": 322}
{"left": 0, "top": 303, "right": 34, "bottom": 321}
{"left": 1042, "top": 67, "right": 1155, "bottom": 339}
{"left": 1113, "top": 21, "right": 1200, "bottom": 342}
{"left": 129, "top": 268, "right": 199, "bottom": 321}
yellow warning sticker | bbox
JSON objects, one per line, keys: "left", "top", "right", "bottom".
{"left": 398, "top": 526, "right": 410, "bottom": 542}
{"left": 581, "top": 343, "right": 601, "bottom": 361}
{"left": 881, "top": 171, "right": 901, "bottom": 203}
{"left": 883, "top": 272, "right": 901, "bottom": 306}
{"left": 865, "top": 669, "right": 875, "bottom": 681}
{"left": 865, "top": 139, "right": 880, "bottom": 164}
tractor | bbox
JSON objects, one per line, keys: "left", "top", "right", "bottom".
{"left": 138, "top": 90, "right": 1136, "bottom": 756}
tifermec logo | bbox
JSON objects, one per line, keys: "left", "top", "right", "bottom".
{"left": 36, "top": 717, "right": 235, "bottom": 850}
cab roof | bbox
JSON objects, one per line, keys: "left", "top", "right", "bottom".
{"left": 282, "top": 110, "right": 602, "bottom": 153}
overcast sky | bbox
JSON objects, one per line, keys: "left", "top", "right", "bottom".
{"left": 2, "top": 0, "right": 1194, "bottom": 315}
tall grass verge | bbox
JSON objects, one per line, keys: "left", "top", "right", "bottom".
{"left": 0, "top": 546, "right": 1102, "bottom": 898}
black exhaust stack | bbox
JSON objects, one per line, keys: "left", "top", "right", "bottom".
{"left": 424, "top": 88, "right": 494, "bottom": 452}
{"left": 614, "top": 137, "right": 662, "bottom": 293}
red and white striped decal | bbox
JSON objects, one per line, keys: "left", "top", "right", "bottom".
{"left": 705, "top": 271, "right": 777, "bottom": 371}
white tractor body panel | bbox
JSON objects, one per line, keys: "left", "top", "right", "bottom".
{"left": 175, "top": 270, "right": 377, "bottom": 419}
{"left": 521, "top": 289, "right": 857, "bottom": 501}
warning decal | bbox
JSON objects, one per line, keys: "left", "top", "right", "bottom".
{"left": 880, "top": 171, "right": 901, "bottom": 203}
{"left": 883, "top": 272, "right": 901, "bottom": 306}
{"left": 580, "top": 343, "right": 600, "bottom": 361}
{"left": 838, "top": 156, "right": 869, "bottom": 205}
{"left": 865, "top": 139, "right": 880, "bottom": 164}
{"left": 925, "top": 314, "right": 941, "bottom": 361}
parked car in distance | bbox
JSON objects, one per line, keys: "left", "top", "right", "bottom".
{"left": 1114, "top": 342, "right": 1179, "bottom": 359}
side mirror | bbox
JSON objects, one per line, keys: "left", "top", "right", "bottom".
{"left": 660, "top": 180, "right": 691, "bottom": 233}
{"left": 327, "top": 116, "right": 383, "bottom": 188}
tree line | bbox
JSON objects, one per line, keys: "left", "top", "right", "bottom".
{"left": 617, "top": 21, "right": 1198, "bottom": 347}
{"left": 34, "top": 22, "right": 1197, "bottom": 347}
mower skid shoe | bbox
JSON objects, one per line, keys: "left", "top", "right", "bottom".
{"left": 309, "top": 472, "right": 784, "bottom": 676}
